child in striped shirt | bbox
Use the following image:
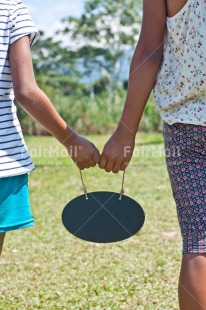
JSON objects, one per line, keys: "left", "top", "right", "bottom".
{"left": 0, "top": 1, "right": 100, "bottom": 255}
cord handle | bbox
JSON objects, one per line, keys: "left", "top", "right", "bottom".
{"left": 79, "top": 169, "right": 88, "bottom": 200}
{"left": 79, "top": 170, "right": 126, "bottom": 200}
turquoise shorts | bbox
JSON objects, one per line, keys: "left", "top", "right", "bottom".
{"left": 0, "top": 173, "right": 35, "bottom": 233}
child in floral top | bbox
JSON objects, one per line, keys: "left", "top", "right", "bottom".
{"left": 99, "top": 0, "right": 206, "bottom": 309}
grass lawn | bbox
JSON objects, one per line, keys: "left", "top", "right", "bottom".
{"left": 0, "top": 132, "right": 182, "bottom": 310}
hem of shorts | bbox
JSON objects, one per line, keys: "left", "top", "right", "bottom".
{"left": 182, "top": 236, "right": 206, "bottom": 254}
{"left": 0, "top": 166, "right": 35, "bottom": 179}
{"left": 0, "top": 218, "right": 35, "bottom": 233}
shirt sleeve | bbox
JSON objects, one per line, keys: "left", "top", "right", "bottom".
{"left": 10, "top": 1, "right": 40, "bottom": 47}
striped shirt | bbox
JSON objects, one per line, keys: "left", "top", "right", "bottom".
{"left": 0, "top": 0, "right": 39, "bottom": 178}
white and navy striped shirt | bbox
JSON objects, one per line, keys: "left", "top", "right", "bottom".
{"left": 0, "top": 0, "right": 39, "bottom": 178}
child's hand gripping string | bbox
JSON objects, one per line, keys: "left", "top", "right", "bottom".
{"left": 66, "top": 133, "right": 100, "bottom": 170}
{"left": 9, "top": 36, "right": 100, "bottom": 170}
{"left": 99, "top": 124, "right": 135, "bottom": 173}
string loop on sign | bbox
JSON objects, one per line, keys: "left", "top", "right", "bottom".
{"left": 79, "top": 170, "right": 88, "bottom": 200}
{"left": 119, "top": 170, "right": 126, "bottom": 200}
{"left": 79, "top": 169, "right": 126, "bottom": 200}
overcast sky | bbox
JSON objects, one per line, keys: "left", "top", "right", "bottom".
{"left": 24, "top": 0, "right": 85, "bottom": 36}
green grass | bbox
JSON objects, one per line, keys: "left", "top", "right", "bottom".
{"left": 0, "top": 133, "right": 182, "bottom": 310}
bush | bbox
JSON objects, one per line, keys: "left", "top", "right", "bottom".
{"left": 17, "top": 86, "right": 162, "bottom": 135}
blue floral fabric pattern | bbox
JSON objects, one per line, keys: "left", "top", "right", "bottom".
{"left": 163, "top": 121, "right": 206, "bottom": 253}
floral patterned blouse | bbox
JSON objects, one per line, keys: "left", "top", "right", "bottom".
{"left": 153, "top": 0, "right": 206, "bottom": 126}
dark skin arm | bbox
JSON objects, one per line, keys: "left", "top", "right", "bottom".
{"left": 99, "top": 0, "right": 167, "bottom": 173}
{"left": 9, "top": 36, "right": 100, "bottom": 170}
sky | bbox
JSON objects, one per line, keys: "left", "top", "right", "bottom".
{"left": 24, "top": 0, "right": 85, "bottom": 37}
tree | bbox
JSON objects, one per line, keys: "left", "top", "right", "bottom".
{"left": 60, "top": 0, "right": 143, "bottom": 112}
{"left": 31, "top": 31, "right": 85, "bottom": 95}
{"left": 32, "top": 32, "right": 75, "bottom": 73}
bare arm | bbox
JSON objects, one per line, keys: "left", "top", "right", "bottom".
{"left": 119, "top": 0, "right": 167, "bottom": 135}
{"left": 100, "top": 0, "right": 167, "bottom": 173}
{"left": 9, "top": 36, "right": 100, "bottom": 169}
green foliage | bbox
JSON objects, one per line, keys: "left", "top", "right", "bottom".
{"left": 16, "top": 2, "right": 163, "bottom": 135}
{"left": 32, "top": 31, "right": 79, "bottom": 78}
{"left": 93, "top": 76, "right": 108, "bottom": 95}
{"left": 17, "top": 88, "right": 162, "bottom": 135}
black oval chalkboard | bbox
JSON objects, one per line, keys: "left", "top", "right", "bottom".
{"left": 62, "top": 191, "right": 145, "bottom": 243}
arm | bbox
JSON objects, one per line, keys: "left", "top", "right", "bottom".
{"left": 9, "top": 36, "right": 100, "bottom": 170}
{"left": 99, "top": 0, "right": 167, "bottom": 173}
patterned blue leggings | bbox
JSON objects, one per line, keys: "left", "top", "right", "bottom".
{"left": 163, "top": 122, "right": 206, "bottom": 253}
